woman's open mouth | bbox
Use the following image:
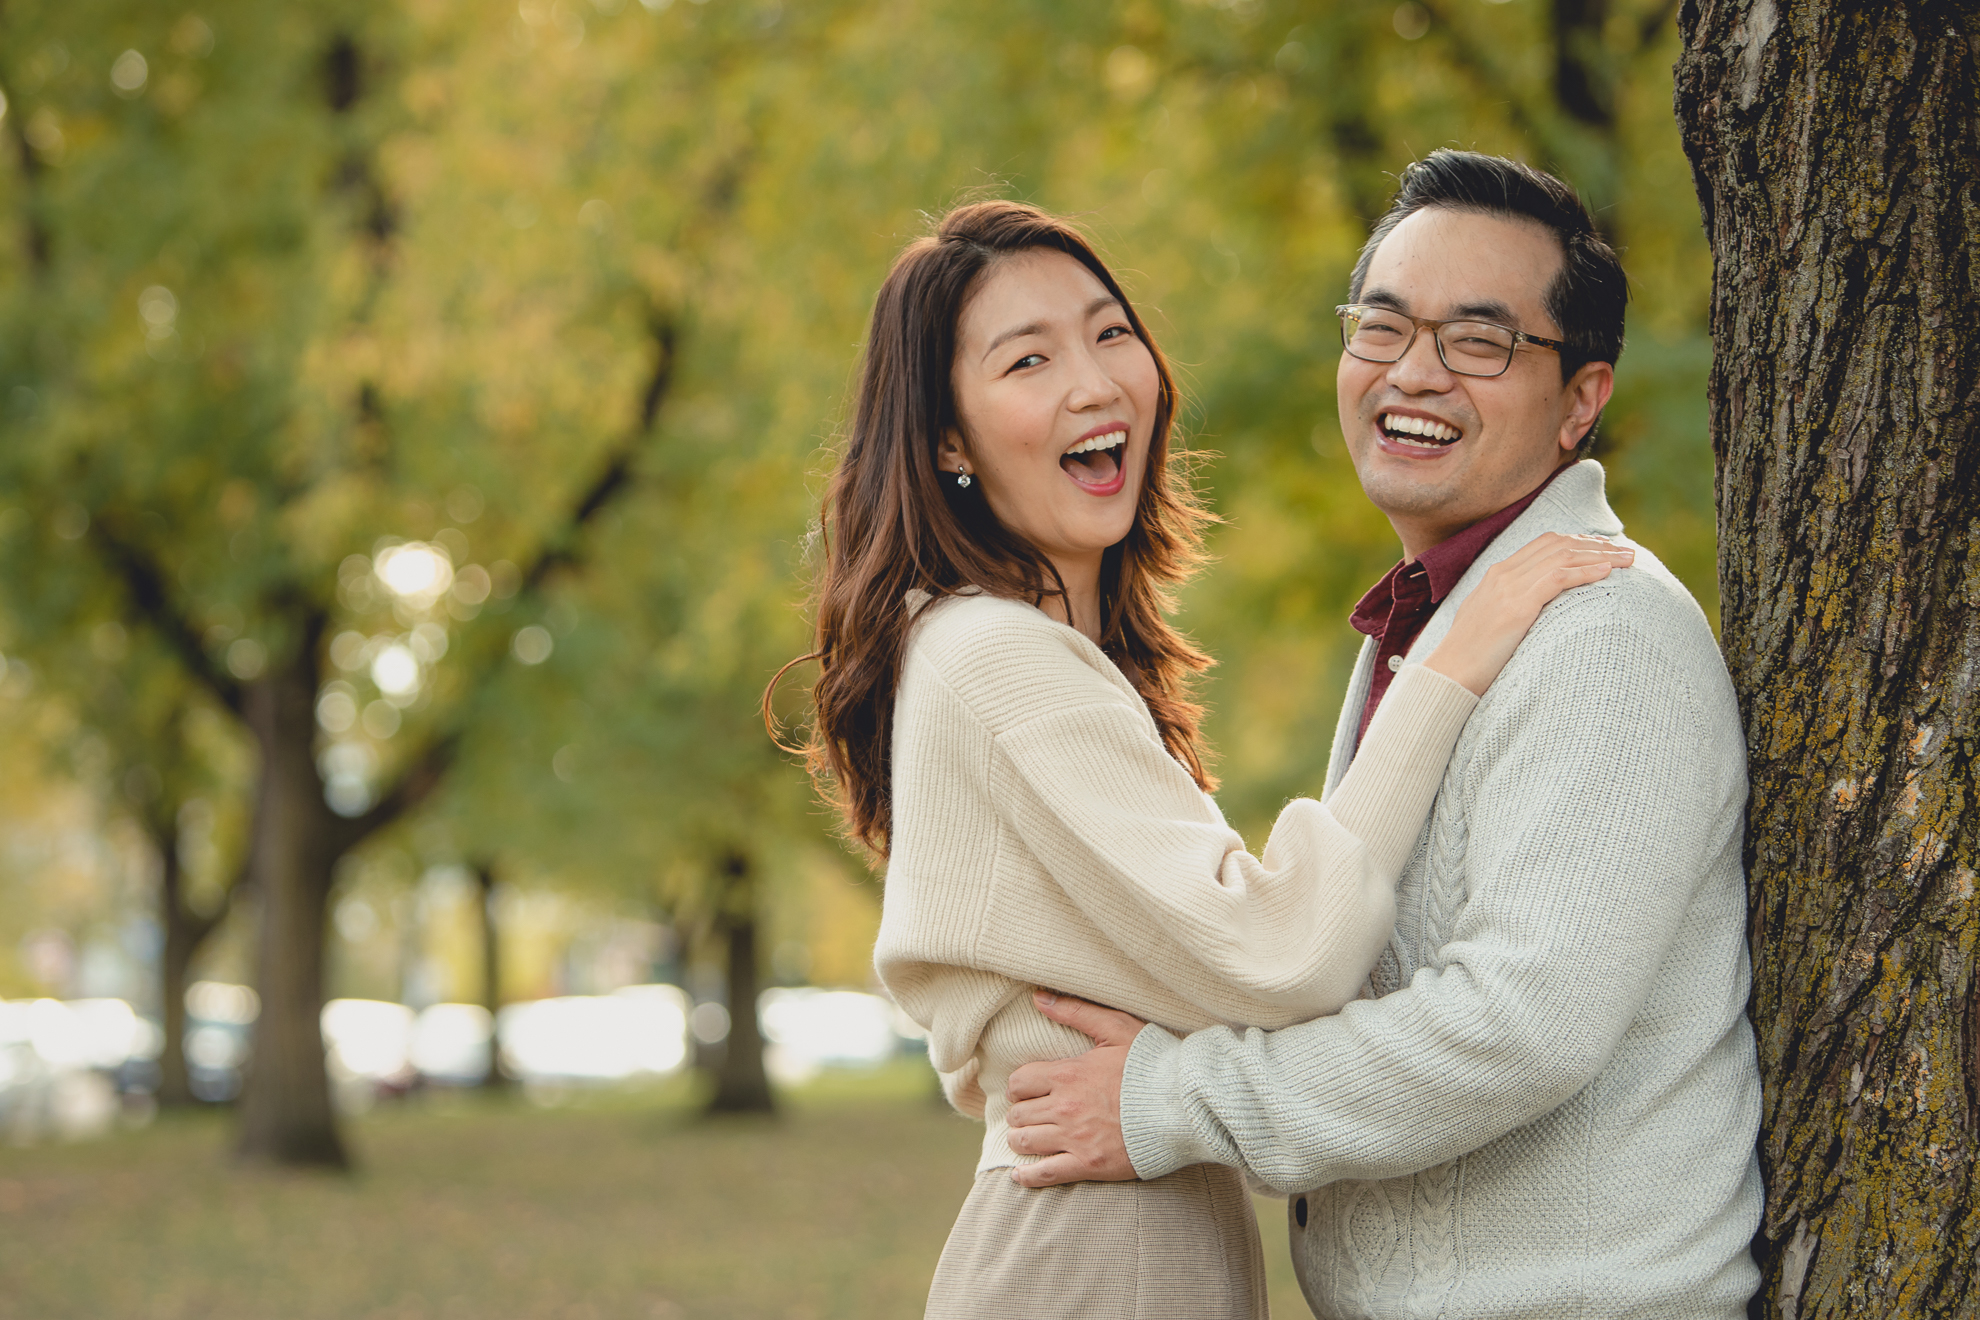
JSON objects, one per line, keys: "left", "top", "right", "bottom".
{"left": 1061, "top": 428, "right": 1128, "bottom": 494}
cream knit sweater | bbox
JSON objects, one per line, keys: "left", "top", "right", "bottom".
{"left": 1119, "top": 462, "right": 1764, "bottom": 1319}
{"left": 874, "top": 590, "right": 1479, "bottom": 1172}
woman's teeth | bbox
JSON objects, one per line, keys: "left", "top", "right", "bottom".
{"left": 1381, "top": 414, "right": 1460, "bottom": 447}
{"left": 1061, "top": 430, "right": 1126, "bottom": 484}
{"left": 1066, "top": 429, "right": 1127, "bottom": 455}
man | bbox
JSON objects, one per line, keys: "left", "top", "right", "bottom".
{"left": 1002, "top": 151, "right": 1763, "bottom": 1318}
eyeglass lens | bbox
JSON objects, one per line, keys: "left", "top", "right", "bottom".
{"left": 1341, "top": 308, "right": 1516, "bottom": 377}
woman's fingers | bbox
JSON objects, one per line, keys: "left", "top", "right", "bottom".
{"left": 1422, "top": 534, "right": 1631, "bottom": 695}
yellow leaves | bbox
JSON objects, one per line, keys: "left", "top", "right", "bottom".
{"left": 217, "top": 481, "right": 258, "bottom": 528}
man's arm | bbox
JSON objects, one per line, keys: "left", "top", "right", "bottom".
{"left": 1011, "top": 597, "right": 1746, "bottom": 1193}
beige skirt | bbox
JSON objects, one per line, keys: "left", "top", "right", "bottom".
{"left": 925, "top": 1164, "right": 1268, "bottom": 1320}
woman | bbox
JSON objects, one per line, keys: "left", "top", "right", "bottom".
{"left": 780, "top": 201, "right": 1630, "bottom": 1318}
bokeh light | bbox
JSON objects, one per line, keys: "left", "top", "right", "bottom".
{"left": 373, "top": 543, "right": 454, "bottom": 608}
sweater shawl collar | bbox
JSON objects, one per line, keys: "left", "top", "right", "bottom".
{"left": 1323, "top": 459, "right": 1626, "bottom": 796}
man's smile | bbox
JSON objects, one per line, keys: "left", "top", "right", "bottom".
{"left": 1375, "top": 407, "right": 1465, "bottom": 459}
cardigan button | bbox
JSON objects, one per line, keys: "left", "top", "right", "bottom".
{"left": 1386, "top": 653, "right": 1404, "bottom": 673}
{"left": 1294, "top": 1196, "right": 1308, "bottom": 1228}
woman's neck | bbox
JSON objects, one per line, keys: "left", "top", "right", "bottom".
{"left": 1041, "top": 552, "right": 1104, "bottom": 642}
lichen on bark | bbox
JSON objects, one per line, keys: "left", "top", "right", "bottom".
{"left": 1675, "top": 1, "right": 1980, "bottom": 1315}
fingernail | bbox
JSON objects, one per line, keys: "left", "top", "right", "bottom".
{"left": 1034, "top": 990, "right": 1058, "bottom": 1008}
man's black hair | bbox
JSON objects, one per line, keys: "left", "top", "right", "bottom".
{"left": 1349, "top": 150, "right": 1628, "bottom": 450}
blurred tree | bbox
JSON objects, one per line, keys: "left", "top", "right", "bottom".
{"left": 0, "top": 0, "right": 695, "bottom": 1164}
{"left": 1678, "top": 4, "right": 1978, "bottom": 1315}
{"left": 73, "top": 648, "right": 251, "bottom": 1108}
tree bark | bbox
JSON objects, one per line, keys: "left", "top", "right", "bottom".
{"left": 234, "top": 663, "right": 348, "bottom": 1168}
{"left": 706, "top": 852, "right": 774, "bottom": 1115}
{"left": 1675, "top": 4, "right": 1980, "bottom": 1315}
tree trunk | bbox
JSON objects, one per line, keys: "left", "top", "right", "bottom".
{"left": 157, "top": 838, "right": 210, "bottom": 1108}
{"left": 473, "top": 860, "right": 508, "bottom": 1090}
{"left": 1675, "top": 5, "right": 1980, "bottom": 1316}
{"left": 234, "top": 664, "right": 348, "bottom": 1168}
{"left": 706, "top": 853, "right": 774, "bottom": 1115}
{"left": 153, "top": 818, "right": 231, "bottom": 1108}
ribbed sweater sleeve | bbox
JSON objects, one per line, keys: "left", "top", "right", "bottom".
{"left": 900, "top": 597, "right": 1477, "bottom": 1027}
{"left": 1118, "top": 590, "right": 1743, "bottom": 1190}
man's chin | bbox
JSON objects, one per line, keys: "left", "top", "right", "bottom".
{"left": 1356, "top": 463, "right": 1466, "bottom": 520}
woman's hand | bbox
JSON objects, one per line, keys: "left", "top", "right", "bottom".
{"left": 1422, "top": 533, "right": 1634, "bottom": 696}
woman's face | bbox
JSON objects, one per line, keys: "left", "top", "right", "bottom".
{"left": 944, "top": 250, "right": 1160, "bottom": 573}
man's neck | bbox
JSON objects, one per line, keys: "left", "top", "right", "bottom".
{"left": 1391, "top": 460, "right": 1574, "bottom": 562}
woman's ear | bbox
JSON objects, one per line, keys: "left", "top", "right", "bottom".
{"left": 935, "top": 429, "right": 968, "bottom": 475}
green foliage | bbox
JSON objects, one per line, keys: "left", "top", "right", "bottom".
{"left": 0, "top": 0, "right": 1714, "bottom": 924}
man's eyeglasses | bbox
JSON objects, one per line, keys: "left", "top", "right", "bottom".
{"left": 1335, "top": 304, "right": 1566, "bottom": 379}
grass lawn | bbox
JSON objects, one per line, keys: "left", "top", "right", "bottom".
{"left": 0, "top": 1064, "right": 1306, "bottom": 1319}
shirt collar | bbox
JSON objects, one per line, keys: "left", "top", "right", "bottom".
{"left": 1349, "top": 464, "right": 1569, "bottom": 633}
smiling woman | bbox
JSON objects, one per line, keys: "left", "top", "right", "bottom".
{"left": 934, "top": 249, "right": 1158, "bottom": 640}
{"left": 782, "top": 200, "right": 1216, "bottom": 856}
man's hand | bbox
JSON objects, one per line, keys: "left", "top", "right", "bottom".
{"left": 1004, "top": 990, "right": 1147, "bottom": 1188}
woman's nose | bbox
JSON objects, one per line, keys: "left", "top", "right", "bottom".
{"left": 1066, "top": 348, "right": 1123, "bottom": 408}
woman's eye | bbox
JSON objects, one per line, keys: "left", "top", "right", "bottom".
{"left": 1098, "top": 325, "right": 1131, "bottom": 342}
{"left": 1009, "top": 353, "right": 1046, "bottom": 371}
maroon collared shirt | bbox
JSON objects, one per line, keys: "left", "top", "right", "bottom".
{"left": 1350, "top": 466, "right": 1568, "bottom": 747}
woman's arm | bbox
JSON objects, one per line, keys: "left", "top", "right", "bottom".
{"left": 985, "top": 666, "right": 1474, "bottom": 1025}
{"left": 1327, "top": 531, "right": 1633, "bottom": 867}
{"left": 964, "top": 535, "right": 1632, "bottom": 1027}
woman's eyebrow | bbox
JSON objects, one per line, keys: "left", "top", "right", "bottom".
{"left": 983, "top": 321, "right": 1047, "bottom": 359}
{"left": 979, "top": 296, "right": 1122, "bottom": 362}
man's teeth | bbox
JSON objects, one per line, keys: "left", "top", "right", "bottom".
{"left": 1382, "top": 415, "right": 1460, "bottom": 445}
{"left": 1066, "top": 430, "right": 1127, "bottom": 455}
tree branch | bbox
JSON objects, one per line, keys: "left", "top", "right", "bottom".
{"left": 88, "top": 517, "right": 244, "bottom": 713}
{"left": 1636, "top": 0, "right": 1683, "bottom": 54}
{"left": 0, "top": 54, "right": 53, "bottom": 270}
{"left": 350, "top": 309, "right": 681, "bottom": 847}
{"left": 1416, "top": 0, "right": 1568, "bottom": 160}
{"left": 333, "top": 729, "right": 458, "bottom": 854}
{"left": 523, "top": 313, "right": 678, "bottom": 593}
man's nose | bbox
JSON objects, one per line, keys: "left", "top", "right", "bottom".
{"left": 1386, "top": 327, "right": 1453, "bottom": 393}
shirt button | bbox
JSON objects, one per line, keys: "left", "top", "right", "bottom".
{"left": 1387, "top": 654, "right": 1404, "bottom": 672}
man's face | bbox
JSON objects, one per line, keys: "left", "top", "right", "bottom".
{"left": 1337, "top": 206, "right": 1611, "bottom": 552}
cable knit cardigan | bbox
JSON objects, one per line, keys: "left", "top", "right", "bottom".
{"left": 874, "top": 590, "right": 1479, "bottom": 1172}
{"left": 1119, "top": 461, "right": 1765, "bottom": 1319}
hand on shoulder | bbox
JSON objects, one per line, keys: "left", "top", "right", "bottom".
{"left": 1423, "top": 533, "right": 1633, "bottom": 696}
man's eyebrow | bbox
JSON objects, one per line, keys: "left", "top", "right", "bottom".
{"left": 1358, "top": 290, "right": 1523, "bottom": 325}
{"left": 1451, "top": 299, "right": 1518, "bottom": 324}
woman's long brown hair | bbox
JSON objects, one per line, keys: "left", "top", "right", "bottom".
{"left": 773, "top": 200, "right": 1217, "bottom": 857}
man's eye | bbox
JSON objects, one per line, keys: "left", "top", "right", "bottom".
{"left": 1010, "top": 353, "right": 1046, "bottom": 371}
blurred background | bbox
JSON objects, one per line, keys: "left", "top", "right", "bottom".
{"left": 0, "top": 0, "right": 1706, "bottom": 1315}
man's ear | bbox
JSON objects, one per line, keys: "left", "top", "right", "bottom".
{"left": 1560, "top": 361, "right": 1615, "bottom": 453}
{"left": 935, "top": 428, "right": 968, "bottom": 475}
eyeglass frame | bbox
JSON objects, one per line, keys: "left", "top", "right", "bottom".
{"left": 1334, "top": 303, "right": 1569, "bottom": 379}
